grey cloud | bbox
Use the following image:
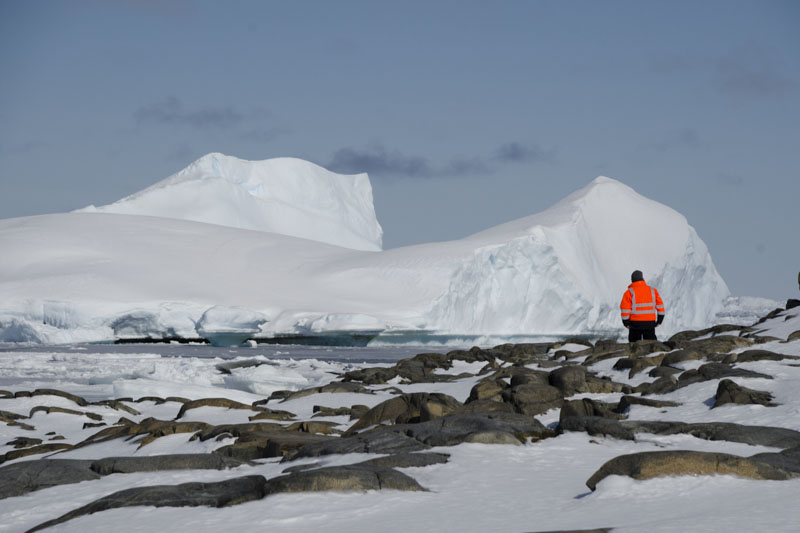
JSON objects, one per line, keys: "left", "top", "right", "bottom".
{"left": 493, "top": 142, "right": 556, "bottom": 164}
{"left": 328, "top": 140, "right": 556, "bottom": 178}
{"left": 135, "top": 96, "right": 244, "bottom": 129}
{"left": 715, "top": 48, "right": 796, "bottom": 98}
{"left": 327, "top": 145, "right": 433, "bottom": 177}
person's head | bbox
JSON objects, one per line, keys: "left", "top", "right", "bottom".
{"left": 631, "top": 270, "right": 644, "bottom": 282}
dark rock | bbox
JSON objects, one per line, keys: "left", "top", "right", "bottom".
{"left": 135, "top": 396, "right": 167, "bottom": 404}
{"left": 248, "top": 408, "right": 296, "bottom": 421}
{"left": 787, "top": 299, "right": 800, "bottom": 310}
{"left": 5, "top": 436, "right": 42, "bottom": 449}
{"left": 350, "top": 404, "right": 369, "bottom": 419}
{"left": 558, "top": 416, "right": 635, "bottom": 441}
{"left": 76, "top": 417, "right": 212, "bottom": 449}
{"left": 490, "top": 343, "right": 551, "bottom": 364}
{"left": 31, "top": 389, "right": 88, "bottom": 407}
{"left": 668, "top": 324, "right": 752, "bottom": 344}
{"left": 713, "top": 379, "right": 776, "bottom": 408}
{"left": 679, "top": 335, "right": 753, "bottom": 354}
{"left": 695, "top": 362, "right": 773, "bottom": 381}
{"left": 28, "top": 475, "right": 269, "bottom": 532}
{"left": 360, "top": 451, "right": 450, "bottom": 469}
{"left": 467, "top": 379, "right": 508, "bottom": 402}
{"left": 0, "top": 459, "right": 99, "bottom": 499}
{"left": 750, "top": 445, "right": 800, "bottom": 474}
{"left": 396, "top": 412, "right": 552, "bottom": 447}
{"left": 559, "top": 399, "right": 624, "bottom": 422}
{"left": 312, "top": 405, "right": 352, "bottom": 417}
{"left": 280, "top": 382, "right": 372, "bottom": 402}
{"left": 501, "top": 383, "right": 563, "bottom": 416}
{"left": 660, "top": 349, "right": 704, "bottom": 367}
{"left": 29, "top": 406, "right": 103, "bottom": 421}
{"left": 344, "top": 393, "right": 462, "bottom": 435}
{"left": 548, "top": 366, "right": 587, "bottom": 396}
{"left": 455, "top": 399, "right": 517, "bottom": 415}
{"left": 509, "top": 368, "right": 550, "bottom": 387}
{"left": 285, "top": 421, "right": 340, "bottom": 434}
{"left": 722, "top": 349, "right": 800, "bottom": 364}
{"left": 91, "top": 400, "right": 141, "bottom": 416}
{"left": 788, "top": 330, "right": 800, "bottom": 342}
{"left": 621, "top": 421, "right": 800, "bottom": 449}
{"left": 286, "top": 429, "right": 429, "bottom": 461}
{"left": 0, "top": 443, "right": 73, "bottom": 464}
{"left": 90, "top": 454, "right": 250, "bottom": 475}
{"left": 0, "top": 390, "right": 13, "bottom": 398}
{"left": 647, "top": 366, "right": 681, "bottom": 379}
{"left": 264, "top": 463, "right": 424, "bottom": 495}
{"left": 342, "top": 366, "right": 398, "bottom": 385}
{"left": 165, "top": 396, "right": 191, "bottom": 403}
{"left": 586, "top": 450, "right": 795, "bottom": 491}
{"left": 175, "top": 398, "right": 259, "bottom": 419}
{"left": 616, "top": 396, "right": 680, "bottom": 413}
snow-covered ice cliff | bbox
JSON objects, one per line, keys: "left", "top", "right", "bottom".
{"left": 78, "top": 153, "right": 383, "bottom": 251}
{"left": 0, "top": 155, "right": 751, "bottom": 345}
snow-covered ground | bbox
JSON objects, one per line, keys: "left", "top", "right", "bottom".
{"left": 1, "top": 311, "right": 799, "bottom": 532}
{"left": 0, "top": 155, "right": 764, "bottom": 345}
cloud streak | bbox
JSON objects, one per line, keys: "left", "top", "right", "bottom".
{"left": 327, "top": 141, "right": 555, "bottom": 178}
{"left": 135, "top": 96, "right": 244, "bottom": 129}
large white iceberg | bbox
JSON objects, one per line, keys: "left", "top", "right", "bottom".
{"left": 0, "top": 160, "right": 740, "bottom": 344}
{"left": 78, "top": 153, "right": 383, "bottom": 251}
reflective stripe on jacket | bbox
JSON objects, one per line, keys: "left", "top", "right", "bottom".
{"left": 620, "top": 281, "right": 665, "bottom": 322}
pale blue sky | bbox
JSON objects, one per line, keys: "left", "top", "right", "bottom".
{"left": 1, "top": 0, "right": 798, "bottom": 299}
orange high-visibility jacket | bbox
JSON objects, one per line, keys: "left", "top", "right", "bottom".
{"left": 620, "top": 281, "right": 665, "bottom": 323}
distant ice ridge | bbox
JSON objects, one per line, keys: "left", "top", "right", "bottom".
{"left": 0, "top": 170, "right": 742, "bottom": 344}
{"left": 78, "top": 153, "right": 383, "bottom": 251}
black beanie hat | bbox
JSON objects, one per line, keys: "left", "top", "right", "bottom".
{"left": 631, "top": 270, "right": 644, "bottom": 282}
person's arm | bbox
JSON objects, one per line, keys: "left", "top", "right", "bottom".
{"left": 620, "top": 290, "right": 632, "bottom": 328}
{"left": 655, "top": 289, "right": 665, "bottom": 326}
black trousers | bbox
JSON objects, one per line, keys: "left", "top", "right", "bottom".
{"left": 628, "top": 327, "right": 657, "bottom": 343}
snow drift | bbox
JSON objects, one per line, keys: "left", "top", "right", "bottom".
{"left": 78, "top": 153, "right": 383, "bottom": 251}
{"left": 0, "top": 158, "right": 741, "bottom": 344}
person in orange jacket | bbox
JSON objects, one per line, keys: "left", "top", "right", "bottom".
{"left": 620, "top": 270, "right": 665, "bottom": 342}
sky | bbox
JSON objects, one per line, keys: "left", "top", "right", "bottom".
{"left": 1, "top": 0, "right": 798, "bottom": 300}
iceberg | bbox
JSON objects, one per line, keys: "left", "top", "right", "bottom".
{"left": 0, "top": 157, "right": 739, "bottom": 344}
{"left": 78, "top": 153, "right": 383, "bottom": 251}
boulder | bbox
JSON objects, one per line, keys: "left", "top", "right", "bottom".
{"left": 0, "top": 443, "right": 73, "bottom": 464}
{"left": 467, "top": 379, "right": 508, "bottom": 403}
{"left": 548, "top": 366, "right": 587, "bottom": 396}
{"left": 361, "top": 452, "right": 450, "bottom": 469}
{"left": 286, "top": 429, "right": 429, "bottom": 461}
{"left": 559, "top": 399, "right": 624, "bottom": 422}
{"left": 344, "top": 393, "right": 462, "bottom": 435}
{"left": 0, "top": 459, "right": 99, "bottom": 499}
{"left": 713, "top": 379, "right": 776, "bottom": 408}
{"left": 175, "top": 398, "right": 259, "bottom": 419}
{"left": 28, "top": 475, "right": 270, "bottom": 532}
{"left": 586, "top": 450, "right": 795, "bottom": 491}
{"left": 616, "top": 396, "right": 680, "bottom": 413}
{"left": 90, "top": 454, "right": 250, "bottom": 475}
{"left": 501, "top": 383, "right": 563, "bottom": 416}
{"left": 280, "top": 382, "right": 372, "bottom": 402}
{"left": 558, "top": 416, "right": 635, "bottom": 441}
{"left": 31, "top": 389, "right": 88, "bottom": 407}
{"left": 264, "top": 463, "right": 424, "bottom": 495}
{"left": 722, "top": 350, "right": 800, "bottom": 364}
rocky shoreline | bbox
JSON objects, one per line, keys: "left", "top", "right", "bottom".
{"left": 2, "top": 301, "right": 800, "bottom": 532}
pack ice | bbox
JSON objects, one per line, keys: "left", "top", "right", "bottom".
{"left": 0, "top": 154, "right": 738, "bottom": 344}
